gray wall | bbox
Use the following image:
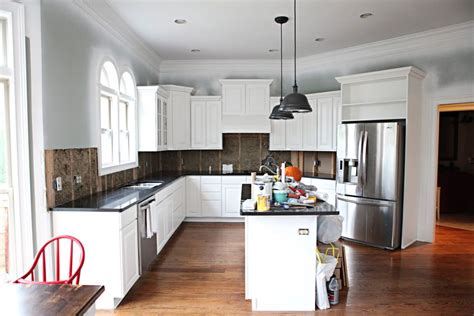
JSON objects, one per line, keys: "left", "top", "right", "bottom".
{"left": 41, "top": 0, "right": 159, "bottom": 149}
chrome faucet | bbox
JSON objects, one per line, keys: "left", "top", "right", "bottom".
{"left": 259, "top": 164, "right": 277, "bottom": 175}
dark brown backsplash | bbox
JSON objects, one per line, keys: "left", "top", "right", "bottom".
{"left": 45, "top": 134, "right": 335, "bottom": 208}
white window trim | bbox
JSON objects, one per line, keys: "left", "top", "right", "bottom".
{"left": 0, "top": 2, "right": 34, "bottom": 276}
{"left": 98, "top": 62, "right": 138, "bottom": 176}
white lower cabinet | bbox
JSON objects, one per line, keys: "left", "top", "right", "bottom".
{"left": 302, "top": 177, "right": 336, "bottom": 206}
{"left": 222, "top": 176, "right": 247, "bottom": 217}
{"left": 120, "top": 220, "right": 140, "bottom": 297}
{"left": 52, "top": 205, "right": 140, "bottom": 309}
{"left": 201, "top": 176, "right": 222, "bottom": 217}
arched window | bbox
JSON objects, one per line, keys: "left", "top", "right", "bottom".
{"left": 98, "top": 61, "right": 137, "bottom": 174}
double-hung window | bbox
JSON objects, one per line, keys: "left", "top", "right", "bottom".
{"left": 99, "top": 61, "right": 137, "bottom": 175}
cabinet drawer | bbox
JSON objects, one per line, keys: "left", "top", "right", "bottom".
{"left": 201, "top": 191, "right": 222, "bottom": 201}
{"left": 120, "top": 205, "right": 137, "bottom": 229}
{"left": 222, "top": 176, "right": 247, "bottom": 184}
{"left": 201, "top": 183, "right": 221, "bottom": 192}
{"left": 201, "top": 176, "right": 222, "bottom": 184}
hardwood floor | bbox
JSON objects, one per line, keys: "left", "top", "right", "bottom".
{"left": 98, "top": 223, "right": 474, "bottom": 315}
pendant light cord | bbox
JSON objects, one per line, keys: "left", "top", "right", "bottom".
{"left": 280, "top": 21, "right": 283, "bottom": 102}
{"left": 293, "top": 0, "right": 297, "bottom": 91}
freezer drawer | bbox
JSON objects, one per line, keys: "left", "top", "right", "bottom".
{"left": 336, "top": 195, "right": 401, "bottom": 249}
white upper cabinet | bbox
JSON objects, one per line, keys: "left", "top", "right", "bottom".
{"left": 316, "top": 97, "right": 335, "bottom": 151}
{"left": 161, "top": 85, "right": 194, "bottom": 150}
{"left": 137, "top": 86, "right": 169, "bottom": 152}
{"left": 191, "top": 96, "right": 222, "bottom": 149}
{"left": 269, "top": 91, "right": 341, "bottom": 151}
{"left": 269, "top": 97, "right": 286, "bottom": 150}
{"left": 220, "top": 79, "right": 273, "bottom": 133}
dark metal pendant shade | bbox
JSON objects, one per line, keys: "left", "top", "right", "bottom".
{"left": 279, "top": 86, "right": 312, "bottom": 113}
{"left": 270, "top": 101, "right": 294, "bottom": 120}
{"left": 280, "top": 0, "right": 312, "bottom": 114}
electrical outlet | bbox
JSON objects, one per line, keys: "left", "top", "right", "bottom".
{"left": 73, "top": 175, "right": 82, "bottom": 184}
{"left": 54, "top": 177, "right": 62, "bottom": 191}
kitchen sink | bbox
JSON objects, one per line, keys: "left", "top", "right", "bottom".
{"left": 125, "top": 182, "right": 163, "bottom": 189}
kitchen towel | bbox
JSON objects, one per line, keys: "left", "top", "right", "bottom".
{"left": 150, "top": 201, "right": 159, "bottom": 234}
{"left": 146, "top": 203, "right": 154, "bottom": 238}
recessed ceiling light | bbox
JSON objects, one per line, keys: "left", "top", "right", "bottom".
{"left": 174, "top": 19, "right": 187, "bottom": 24}
{"left": 359, "top": 13, "right": 373, "bottom": 19}
{"left": 314, "top": 38, "right": 325, "bottom": 42}
{"left": 191, "top": 49, "right": 200, "bottom": 53}
{"left": 268, "top": 49, "right": 279, "bottom": 53}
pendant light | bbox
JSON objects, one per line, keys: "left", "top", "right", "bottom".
{"left": 279, "top": 0, "right": 312, "bottom": 113}
{"left": 269, "top": 16, "right": 294, "bottom": 120}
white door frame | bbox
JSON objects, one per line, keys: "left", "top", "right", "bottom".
{"left": 426, "top": 96, "right": 474, "bottom": 243}
{"left": 0, "top": 2, "right": 34, "bottom": 276}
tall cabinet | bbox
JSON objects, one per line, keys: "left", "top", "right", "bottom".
{"left": 190, "top": 96, "right": 223, "bottom": 149}
{"left": 137, "top": 86, "right": 170, "bottom": 151}
{"left": 161, "top": 85, "right": 194, "bottom": 150}
{"left": 269, "top": 91, "right": 341, "bottom": 151}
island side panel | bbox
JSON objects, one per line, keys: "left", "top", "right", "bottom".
{"left": 245, "top": 215, "right": 317, "bottom": 311}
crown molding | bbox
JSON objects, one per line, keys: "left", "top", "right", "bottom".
{"left": 159, "top": 20, "right": 474, "bottom": 75}
{"left": 335, "top": 66, "right": 426, "bottom": 84}
{"left": 72, "top": 0, "right": 162, "bottom": 74}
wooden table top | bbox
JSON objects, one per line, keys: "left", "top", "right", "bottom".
{"left": 0, "top": 283, "right": 105, "bottom": 316}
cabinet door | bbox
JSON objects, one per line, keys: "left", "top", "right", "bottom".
{"left": 120, "top": 220, "right": 139, "bottom": 296}
{"left": 270, "top": 120, "right": 286, "bottom": 150}
{"left": 206, "top": 101, "right": 222, "bottom": 149}
{"left": 201, "top": 200, "right": 222, "bottom": 217}
{"left": 222, "top": 184, "right": 242, "bottom": 217}
{"left": 285, "top": 113, "right": 303, "bottom": 150}
{"left": 171, "top": 92, "right": 191, "bottom": 149}
{"left": 302, "top": 98, "right": 318, "bottom": 150}
{"left": 191, "top": 101, "right": 206, "bottom": 148}
{"left": 162, "top": 99, "right": 169, "bottom": 149}
{"left": 222, "top": 84, "right": 245, "bottom": 115}
{"left": 246, "top": 84, "right": 269, "bottom": 115}
{"left": 317, "top": 97, "right": 334, "bottom": 151}
{"left": 332, "top": 96, "right": 341, "bottom": 151}
{"left": 156, "top": 200, "right": 167, "bottom": 252}
{"left": 166, "top": 198, "right": 174, "bottom": 239}
{"left": 186, "top": 176, "right": 201, "bottom": 216}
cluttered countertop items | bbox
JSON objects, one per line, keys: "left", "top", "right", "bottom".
{"left": 240, "top": 162, "right": 338, "bottom": 216}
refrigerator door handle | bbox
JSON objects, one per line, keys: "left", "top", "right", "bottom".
{"left": 361, "top": 131, "right": 368, "bottom": 185}
{"left": 357, "top": 131, "right": 364, "bottom": 186}
{"left": 337, "top": 194, "right": 393, "bottom": 207}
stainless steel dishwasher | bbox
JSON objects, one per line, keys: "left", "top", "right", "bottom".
{"left": 138, "top": 197, "right": 157, "bottom": 274}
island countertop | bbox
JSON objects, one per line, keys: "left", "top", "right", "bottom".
{"left": 239, "top": 183, "right": 339, "bottom": 216}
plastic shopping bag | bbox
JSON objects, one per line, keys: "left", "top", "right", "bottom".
{"left": 315, "top": 248, "right": 338, "bottom": 310}
{"left": 317, "top": 215, "right": 344, "bottom": 244}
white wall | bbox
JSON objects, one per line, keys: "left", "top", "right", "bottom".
{"left": 160, "top": 22, "right": 474, "bottom": 243}
{"left": 41, "top": 0, "right": 160, "bottom": 149}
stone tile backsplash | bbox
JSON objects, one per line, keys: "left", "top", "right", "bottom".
{"left": 45, "top": 134, "right": 335, "bottom": 208}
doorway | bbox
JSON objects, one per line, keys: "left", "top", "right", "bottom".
{"left": 436, "top": 103, "right": 474, "bottom": 231}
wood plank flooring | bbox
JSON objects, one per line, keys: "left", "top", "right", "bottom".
{"left": 97, "top": 223, "right": 474, "bottom": 315}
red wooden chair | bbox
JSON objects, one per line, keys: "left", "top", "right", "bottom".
{"left": 14, "top": 235, "right": 85, "bottom": 285}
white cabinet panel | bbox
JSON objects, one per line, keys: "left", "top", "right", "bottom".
{"left": 317, "top": 97, "right": 334, "bottom": 151}
{"left": 171, "top": 93, "right": 190, "bottom": 149}
{"left": 302, "top": 98, "right": 318, "bottom": 150}
{"left": 138, "top": 87, "right": 169, "bottom": 152}
{"left": 120, "top": 220, "right": 140, "bottom": 296}
{"left": 246, "top": 84, "right": 269, "bottom": 115}
{"left": 285, "top": 113, "right": 303, "bottom": 150}
{"left": 222, "top": 184, "right": 243, "bottom": 217}
{"left": 156, "top": 200, "right": 167, "bottom": 251}
{"left": 202, "top": 200, "right": 222, "bottom": 217}
{"left": 206, "top": 100, "right": 222, "bottom": 149}
{"left": 191, "top": 100, "right": 206, "bottom": 148}
{"left": 186, "top": 176, "right": 201, "bottom": 216}
{"left": 332, "top": 96, "right": 341, "bottom": 151}
{"left": 270, "top": 119, "right": 286, "bottom": 150}
{"left": 222, "top": 84, "right": 245, "bottom": 115}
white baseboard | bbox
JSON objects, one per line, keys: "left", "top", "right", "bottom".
{"left": 184, "top": 217, "right": 244, "bottom": 223}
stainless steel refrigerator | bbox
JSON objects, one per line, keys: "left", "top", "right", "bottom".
{"left": 336, "top": 121, "right": 405, "bottom": 250}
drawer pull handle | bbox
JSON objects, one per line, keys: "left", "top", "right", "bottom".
{"left": 298, "top": 229, "right": 309, "bottom": 235}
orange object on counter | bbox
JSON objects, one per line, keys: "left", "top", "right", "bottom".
{"left": 285, "top": 166, "right": 302, "bottom": 182}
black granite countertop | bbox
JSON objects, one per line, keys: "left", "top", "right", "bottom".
{"left": 239, "top": 183, "right": 338, "bottom": 216}
{"left": 50, "top": 171, "right": 336, "bottom": 213}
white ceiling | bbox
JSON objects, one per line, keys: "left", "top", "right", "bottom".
{"left": 105, "top": 0, "right": 474, "bottom": 60}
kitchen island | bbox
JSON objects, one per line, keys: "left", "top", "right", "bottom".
{"left": 241, "top": 184, "right": 338, "bottom": 312}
